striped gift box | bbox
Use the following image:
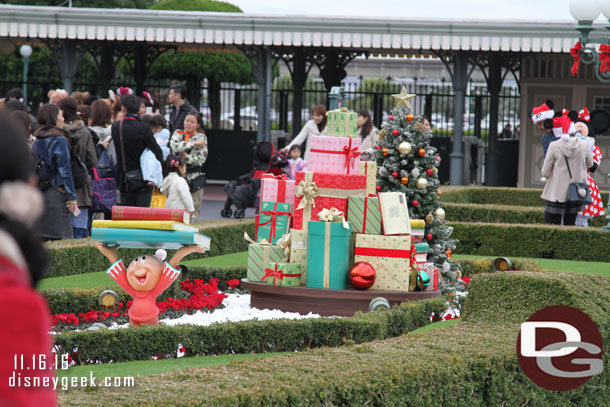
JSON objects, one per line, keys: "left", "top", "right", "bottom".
{"left": 309, "top": 136, "right": 361, "bottom": 175}
{"left": 246, "top": 243, "right": 285, "bottom": 282}
{"left": 347, "top": 195, "right": 382, "bottom": 235}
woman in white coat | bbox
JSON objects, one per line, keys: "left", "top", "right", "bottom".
{"left": 280, "top": 104, "right": 327, "bottom": 162}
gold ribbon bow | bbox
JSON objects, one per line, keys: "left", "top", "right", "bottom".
{"left": 243, "top": 232, "right": 271, "bottom": 246}
{"left": 276, "top": 232, "right": 291, "bottom": 261}
{"left": 296, "top": 179, "right": 319, "bottom": 210}
{"left": 317, "top": 207, "right": 350, "bottom": 230}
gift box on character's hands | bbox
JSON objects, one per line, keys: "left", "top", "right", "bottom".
{"left": 360, "top": 161, "right": 377, "bottom": 195}
{"left": 413, "top": 242, "right": 429, "bottom": 264}
{"left": 411, "top": 219, "right": 426, "bottom": 243}
{"left": 256, "top": 201, "right": 292, "bottom": 244}
{"left": 347, "top": 195, "right": 382, "bottom": 235}
{"left": 293, "top": 171, "right": 367, "bottom": 230}
{"left": 259, "top": 173, "right": 295, "bottom": 207}
{"left": 263, "top": 262, "right": 302, "bottom": 287}
{"left": 353, "top": 234, "right": 412, "bottom": 291}
{"left": 326, "top": 108, "right": 358, "bottom": 138}
{"left": 246, "top": 233, "right": 286, "bottom": 283}
{"left": 306, "top": 208, "right": 352, "bottom": 290}
{"left": 309, "top": 136, "right": 361, "bottom": 175}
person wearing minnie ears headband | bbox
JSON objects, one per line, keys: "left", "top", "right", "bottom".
{"left": 160, "top": 154, "right": 195, "bottom": 220}
{"left": 0, "top": 113, "right": 56, "bottom": 406}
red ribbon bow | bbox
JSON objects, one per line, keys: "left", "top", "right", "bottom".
{"left": 410, "top": 244, "right": 418, "bottom": 268}
{"left": 259, "top": 202, "right": 291, "bottom": 241}
{"left": 570, "top": 41, "right": 582, "bottom": 76}
{"left": 343, "top": 138, "right": 361, "bottom": 173}
{"left": 119, "top": 86, "right": 131, "bottom": 95}
{"left": 262, "top": 263, "right": 301, "bottom": 285}
{"left": 600, "top": 44, "right": 610, "bottom": 73}
{"left": 579, "top": 108, "right": 591, "bottom": 122}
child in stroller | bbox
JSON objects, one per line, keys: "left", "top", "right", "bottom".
{"left": 221, "top": 141, "right": 288, "bottom": 219}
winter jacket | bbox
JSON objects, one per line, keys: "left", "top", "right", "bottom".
{"left": 287, "top": 157, "right": 308, "bottom": 180}
{"left": 90, "top": 125, "right": 112, "bottom": 144}
{"left": 169, "top": 130, "right": 208, "bottom": 183}
{"left": 286, "top": 120, "right": 328, "bottom": 163}
{"left": 161, "top": 172, "right": 195, "bottom": 212}
{"left": 64, "top": 120, "right": 97, "bottom": 208}
{"left": 169, "top": 100, "right": 197, "bottom": 131}
{"left": 542, "top": 130, "right": 558, "bottom": 157}
{"left": 541, "top": 136, "right": 594, "bottom": 203}
{"left": 0, "top": 231, "right": 56, "bottom": 407}
{"left": 32, "top": 127, "right": 77, "bottom": 201}
{"left": 111, "top": 116, "right": 163, "bottom": 192}
{"left": 359, "top": 126, "right": 379, "bottom": 161}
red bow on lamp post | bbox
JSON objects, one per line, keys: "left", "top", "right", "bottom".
{"left": 599, "top": 44, "right": 610, "bottom": 73}
{"left": 571, "top": 41, "right": 582, "bottom": 76}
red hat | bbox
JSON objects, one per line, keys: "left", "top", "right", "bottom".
{"left": 531, "top": 100, "right": 555, "bottom": 124}
{"left": 552, "top": 116, "right": 576, "bottom": 139}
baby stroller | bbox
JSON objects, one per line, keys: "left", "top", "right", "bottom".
{"left": 221, "top": 141, "right": 288, "bottom": 219}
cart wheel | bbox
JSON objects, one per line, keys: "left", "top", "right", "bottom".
{"left": 221, "top": 208, "right": 232, "bottom": 218}
{"left": 234, "top": 209, "right": 246, "bottom": 219}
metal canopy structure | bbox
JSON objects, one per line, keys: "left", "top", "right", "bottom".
{"left": 0, "top": 5, "right": 588, "bottom": 185}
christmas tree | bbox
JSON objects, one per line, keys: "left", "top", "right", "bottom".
{"left": 374, "top": 87, "right": 459, "bottom": 290}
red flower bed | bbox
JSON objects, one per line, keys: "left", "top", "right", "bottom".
{"left": 52, "top": 279, "right": 231, "bottom": 330}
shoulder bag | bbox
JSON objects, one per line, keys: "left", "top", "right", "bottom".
{"left": 564, "top": 155, "right": 593, "bottom": 206}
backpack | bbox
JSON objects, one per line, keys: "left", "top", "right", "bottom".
{"left": 32, "top": 147, "right": 53, "bottom": 191}
{"left": 68, "top": 137, "right": 88, "bottom": 189}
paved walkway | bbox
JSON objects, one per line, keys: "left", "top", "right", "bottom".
{"left": 196, "top": 182, "right": 257, "bottom": 221}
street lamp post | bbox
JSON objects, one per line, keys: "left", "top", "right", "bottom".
{"left": 19, "top": 44, "right": 33, "bottom": 105}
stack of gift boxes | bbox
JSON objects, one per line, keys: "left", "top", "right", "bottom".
{"left": 246, "top": 108, "right": 439, "bottom": 292}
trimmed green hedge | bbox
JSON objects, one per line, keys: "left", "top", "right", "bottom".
{"left": 442, "top": 186, "right": 610, "bottom": 208}
{"left": 53, "top": 296, "right": 447, "bottom": 365}
{"left": 451, "top": 221, "right": 610, "bottom": 261}
{"left": 446, "top": 202, "right": 607, "bottom": 227}
{"left": 58, "top": 271, "right": 610, "bottom": 406}
{"left": 43, "top": 222, "right": 254, "bottom": 278}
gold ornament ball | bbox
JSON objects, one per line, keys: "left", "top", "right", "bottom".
{"left": 416, "top": 123, "right": 424, "bottom": 132}
{"left": 401, "top": 176, "right": 409, "bottom": 184}
{"left": 379, "top": 129, "right": 387, "bottom": 140}
{"left": 416, "top": 178, "right": 428, "bottom": 190}
{"left": 456, "top": 270, "right": 462, "bottom": 279}
{"left": 406, "top": 113, "right": 414, "bottom": 122}
{"left": 434, "top": 207, "right": 446, "bottom": 221}
{"left": 425, "top": 213, "right": 434, "bottom": 224}
{"left": 382, "top": 148, "right": 389, "bottom": 156}
{"left": 432, "top": 167, "right": 438, "bottom": 175}
{"left": 398, "top": 142, "right": 412, "bottom": 155}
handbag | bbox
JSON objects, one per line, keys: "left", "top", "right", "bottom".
{"left": 91, "top": 167, "right": 117, "bottom": 213}
{"left": 118, "top": 119, "right": 147, "bottom": 192}
{"left": 189, "top": 173, "right": 206, "bottom": 192}
{"left": 564, "top": 156, "right": 593, "bottom": 206}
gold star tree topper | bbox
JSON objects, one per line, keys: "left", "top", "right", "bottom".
{"left": 392, "top": 86, "right": 416, "bottom": 108}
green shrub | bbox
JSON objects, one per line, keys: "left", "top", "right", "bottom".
{"left": 450, "top": 221, "right": 610, "bottom": 261}
{"left": 441, "top": 186, "right": 610, "bottom": 208}
{"left": 445, "top": 202, "right": 607, "bottom": 227}
{"left": 53, "top": 297, "right": 447, "bottom": 364}
{"left": 43, "top": 222, "right": 254, "bottom": 278}
{"left": 58, "top": 271, "right": 610, "bottom": 407}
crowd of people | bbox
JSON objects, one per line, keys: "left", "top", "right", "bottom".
{"left": 532, "top": 101, "right": 604, "bottom": 227}
{"left": 0, "top": 84, "right": 208, "bottom": 241}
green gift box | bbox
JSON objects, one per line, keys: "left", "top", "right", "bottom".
{"left": 257, "top": 201, "right": 292, "bottom": 244}
{"left": 348, "top": 195, "right": 382, "bottom": 235}
{"left": 247, "top": 243, "right": 285, "bottom": 282}
{"left": 306, "top": 220, "right": 351, "bottom": 290}
{"left": 327, "top": 109, "right": 358, "bottom": 138}
{"left": 288, "top": 228, "right": 308, "bottom": 285}
{"left": 263, "top": 262, "right": 302, "bottom": 286}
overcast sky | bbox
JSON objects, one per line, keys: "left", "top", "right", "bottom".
{"left": 229, "top": 0, "right": 597, "bottom": 21}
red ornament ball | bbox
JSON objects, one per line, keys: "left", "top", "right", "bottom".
{"left": 418, "top": 148, "right": 426, "bottom": 157}
{"left": 349, "top": 262, "right": 376, "bottom": 290}
{"left": 376, "top": 145, "right": 381, "bottom": 150}
{"left": 376, "top": 185, "right": 382, "bottom": 192}
{"left": 426, "top": 169, "right": 433, "bottom": 175}
{"left": 426, "top": 233, "right": 433, "bottom": 240}
{"left": 412, "top": 200, "right": 419, "bottom": 207}
{"left": 392, "top": 171, "right": 399, "bottom": 178}
{"left": 388, "top": 115, "right": 394, "bottom": 120}
{"left": 392, "top": 129, "right": 399, "bottom": 136}
{"left": 406, "top": 114, "right": 414, "bottom": 122}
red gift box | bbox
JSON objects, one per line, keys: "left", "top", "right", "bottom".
{"left": 293, "top": 171, "right": 367, "bottom": 230}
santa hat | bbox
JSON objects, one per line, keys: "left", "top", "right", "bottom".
{"left": 531, "top": 100, "right": 555, "bottom": 123}
{"left": 552, "top": 116, "right": 576, "bottom": 141}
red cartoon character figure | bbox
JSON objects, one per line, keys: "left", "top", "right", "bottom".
{"left": 95, "top": 242, "right": 205, "bottom": 326}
